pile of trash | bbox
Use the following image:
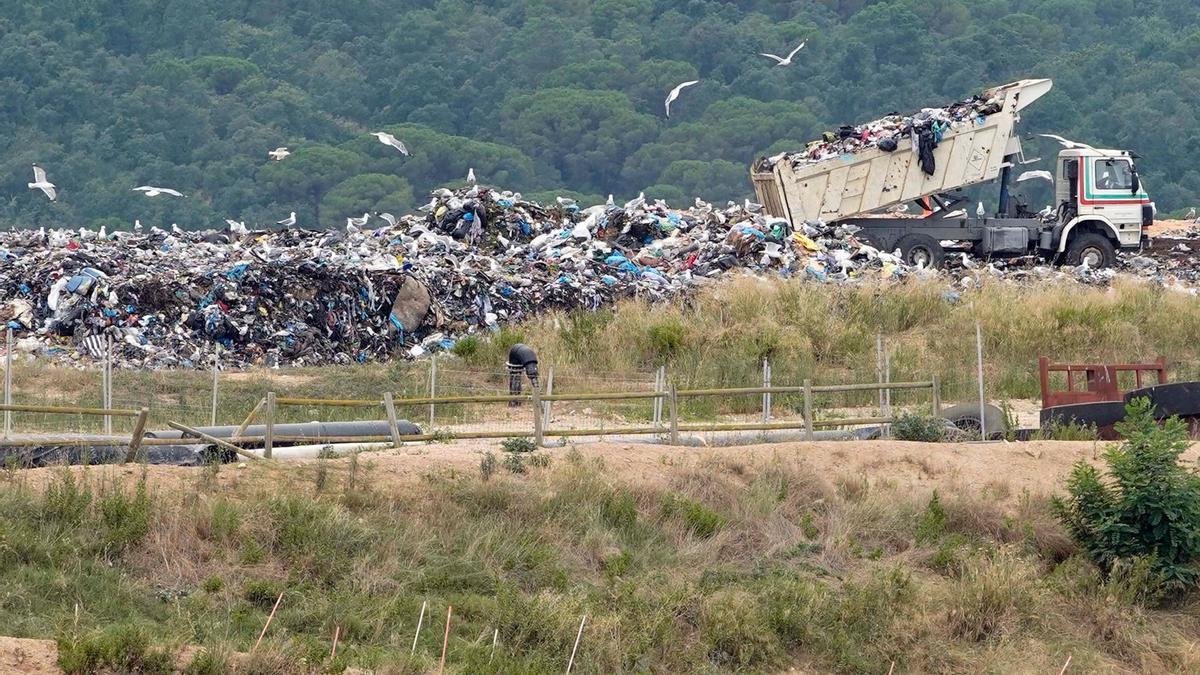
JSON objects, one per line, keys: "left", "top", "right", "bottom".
{"left": 756, "top": 88, "right": 1005, "bottom": 172}
{"left": 0, "top": 187, "right": 937, "bottom": 369}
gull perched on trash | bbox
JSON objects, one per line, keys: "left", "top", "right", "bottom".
{"left": 28, "top": 164, "right": 57, "bottom": 201}
{"left": 976, "top": 201, "right": 986, "bottom": 218}
{"left": 276, "top": 212, "right": 296, "bottom": 227}
{"left": 760, "top": 41, "right": 806, "bottom": 66}
{"left": 226, "top": 219, "right": 248, "bottom": 236}
{"left": 1017, "top": 170, "right": 1054, "bottom": 184}
{"left": 372, "top": 132, "right": 409, "bottom": 156}
{"left": 268, "top": 147, "right": 290, "bottom": 161}
{"left": 1038, "top": 134, "right": 1095, "bottom": 150}
{"left": 1186, "top": 207, "right": 1196, "bottom": 220}
{"left": 466, "top": 167, "right": 476, "bottom": 184}
{"left": 376, "top": 212, "right": 397, "bottom": 227}
{"left": 960, "top": 253, "right": 979, "bottom": 270}
{"left": 133, "top": 185, "right": 184, "bottom": 197}
{"left": 664, "top": 80, "right": 699, "bottom": 118}
{"left": 347, "top": 212, "right": 370, "bottom": 232}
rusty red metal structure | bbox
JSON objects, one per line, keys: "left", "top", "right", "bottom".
{"left": 1038, "top": 356, "right": 1168, "bottom": 409}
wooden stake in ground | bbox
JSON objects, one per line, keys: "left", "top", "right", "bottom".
{"left": 490, "top": 628, "right": 498, "bottom": 663}
{"left": 887, "top": 661, "right": 895, "bottom": 675}
{"left": 411, "top": 600, "right": 427, "bottom": 655}
{"left": 253, "top": 592, "right": 284, "bottom": 652}
{"left": 330, "top": 625, "right": 340, "bottom": 660}
{"left": 438, "top": 605, "right": 452, "bottom": 675}
{"left": 1058, "top": 654, "right": 1072, "bottom": 675}
{"left": 566, "top": 614, "right": 587, "bottom": 674}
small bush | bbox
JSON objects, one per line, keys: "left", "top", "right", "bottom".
{"left": 662, "top": 494, "right": 724, "bottom": 538}
{"left": 451, "top": 334, "right": 481, "bottom": 359}
{"left": 946, "top": 550, "right": 1038, "bottom": 641}
{"left": 201, "top": 575, "right": 224, "bottom": 593}
{"left": 57, "top": 624, "right": 174, "bottom": 675}
{"left": 1053, "top": 398, "right": 1200, "bottom": 594}
{"left": 1034, "top": 419, "right": 1099, "bottom": 441}
{"left": 501, "top": 437, "right": 537, "bottom": 454}
{"left": 242, "top": 579, "right": 284, "bottom": 609}
{"left": 893, "top": 413, "right": 946, "bottom": 442}
{"left": 502, "top": 453, "right": 526, "bottom": 475}
{"left": 43, "top": 471, "right": 92, "bottom": 525}
{"left": 480, "top": 451, "right": 497, "bottom": 481}
{"left": 99, "top": 478, "right": 153, "bottom": 554}
{"left": 183, "top": 648, "right": 230, "bottom": 675}
{"left": 915, "top": 491, "right": 948, "bottom": 544}
{"left": 601, "top": 491, "right": 638, "bottom": 532}
{"left": 528, "top": 452, "right": 551, "bottom": 468}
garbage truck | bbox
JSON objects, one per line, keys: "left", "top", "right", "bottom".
{"left": 750, "top": 79, "right": 1153, "bottom": 268}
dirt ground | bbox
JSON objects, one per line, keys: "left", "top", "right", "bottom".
{"left": 0, "top": 637, "right": 58, "bottom": 675}
{"left": 13, "top": 436, "right": 1197, "bottom": 504}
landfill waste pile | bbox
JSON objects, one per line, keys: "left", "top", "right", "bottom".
{"left": 0, "top": 187, "right": 927, "bottom": 368}
{"left": 756, "top": 86, "right": 1005, "bottom": 174}
{"left": 0, "top": 188, "right": 1195, "bottom": 369}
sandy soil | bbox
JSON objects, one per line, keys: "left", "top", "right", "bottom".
{"left": 14, "top": 437, "right": 1197, "bottom": 504}
{"left": 0, "top": 638, "right": 58, "bottom": 675}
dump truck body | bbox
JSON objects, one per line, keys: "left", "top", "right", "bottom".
{"left": 751, "top": 79, "right": 1151, "bottom": 268}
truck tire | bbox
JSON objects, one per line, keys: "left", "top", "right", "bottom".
{"left": 1065, "top": 232, "right": 1116, "bottom": 268}
{"left": 895, "top": 234, "right": 945, "bottom": 269}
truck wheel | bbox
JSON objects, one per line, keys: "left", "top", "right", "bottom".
{"left": 895, "top": 234, "right": 945, "bottom": 269}
{"left": 1065, "top": 233, "right": 1116, "bottom": 268}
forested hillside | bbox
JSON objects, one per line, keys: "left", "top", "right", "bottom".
{"left": 1, "top": 0, "right": 1198, "bottom": 229}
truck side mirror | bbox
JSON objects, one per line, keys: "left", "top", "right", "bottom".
{"left": 1131, "top": 169, "right": 1140, "bottom": 195}
{"left": 1065, "top": 162, "right": 1078, "bottom": 180}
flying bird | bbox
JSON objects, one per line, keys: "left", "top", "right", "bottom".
{"left": 664, "top": 80, "right": 699, "bottom": 118}
{"left": 268, "top": 147, "right": 290, "bottom": 161}
{"left": 760, "top": 41, "right": 806, "bottom": 66}
{"left": 28, "top": 164, "right": 57, "bottom": 201}
{"left": 372, "top": 132, "right": 409, "bottom": 156}
{"left": 976, "top": 201, "right": 986, "bottom": 218}
{"left": 467, "top": 167, "right": 476, "bottom": 184}
{"left": 1038, "top": 134, "right": 1095, "bottom": 150}
{"left": 1017, "top": 170, "right": 1054, "bottom": 184}
{"left": 133, "top": 185, "right": 184, "bottom": 197}
{"left": 277, "top": 212, "right": 296, "bottom": 227}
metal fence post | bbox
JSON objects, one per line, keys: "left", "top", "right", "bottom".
{"left": 123, "top": 408, "right": 149, "bottom": 463}
{"left": 4, "top": 327, "right": 12, "bottom": 439}
{"left": 876, "top": 334, "right": 884, "bottom": 416}
{"left": 542, "top": 366, "right": 554, "bottom": 428}
{"left": 884, "top": 352, "right": 892, "bottom": 438}
{"left": 383, "top": 392, "right": 402, "bottom": 448}
{"left": 803, "top": 379, "right": 814, "bottom": 442}
{"left": 931, "top": 375, "right": 942, "bottom": 418}
{"left": 531, "top": 385, "right": 544, "bottom": 447}
{"left": 211, "top": 352, "right": 220, "bottom": 426}
{"left": 428, "top": 356, "right": 437, "bottom": 431}
{"left": 652, "top": 366, "right": 664, "bottom": 428}
{"left": 976, "top": 320, "right": 987, "bottom": 440}
{"left": 102, "top": 339, "right": 112, "bottom": 435}
{"left": 264, "top": 391, "right": 275, "bottom": 459}
{"left": 761, "top": 358, "right": 768, "bottom": 422}
{"left": 668, "top": 383, "right": 679, "bottom": 446}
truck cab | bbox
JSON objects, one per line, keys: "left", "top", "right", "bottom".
{"left": 1054, "top": 149, "right": 1152, "bottom": 267}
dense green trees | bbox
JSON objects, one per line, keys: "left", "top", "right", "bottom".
{"left": 1, "top": 1, "right": 1198, "bottom": 229}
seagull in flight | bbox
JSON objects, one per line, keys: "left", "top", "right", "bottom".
{"left": 760, "top": 41, "right": 806, "bottom": 66}
{"left": 1038, "top": 134, "right": 1095, "bottom": 151}
{"left": 277, "top": 212, "right": 296, "bottom": 227}
{"left": 268, "top": 147, "right": 290, "bottom": 161}
{"left": 28, "top": 164, "right": 57, "bottom": 201}
{"left": 664, "top": 80, "right": 699, "bottom": 118}
{"left": 1016, "top": 170, "right": 1054, "bottom": 184}
{"left": 372, "top": 132, "right": 409, "bottom": 156}
{"left": 133, "top": 185, "right": 184, "bottom": 197}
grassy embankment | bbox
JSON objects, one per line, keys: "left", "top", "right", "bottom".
{"left": 9, "top": 276, "right": 1200, "bottom": 432}
{"left": 3, "top": 448, "right": 1198, "bottom": 673}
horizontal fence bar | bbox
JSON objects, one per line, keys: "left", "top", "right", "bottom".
{"left": 0, "top": 403, "right": 141, "bottom": 417}
{"left": 810, "top": 381, "right": 932, "bottom": 393}
{"left": 274, "top": 397, "right": 382, "bottom": 407}
{"left": 391, "top": 393, "right": 529, "bottom": 405}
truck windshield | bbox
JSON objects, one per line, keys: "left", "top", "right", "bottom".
{"left": 1095, "top": 159, "right": 1133, "bottom": 190}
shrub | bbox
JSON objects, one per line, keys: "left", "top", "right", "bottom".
{"left": 480, "top": 451, "right": 497, "bottom": 481}
{"left": 893, "top": 413, "right": 946, "bottom": 442}
{"left": 43, "top": 471, "right": 92, "bottom": 525}
{"left": 57, "top": 624, "right": 174, "bottom": 675}
{"left": 662, "top": 495, "right": 724, "bottom": 538}
{"left": 601, "top": 491, "right": 638, "bottom": 532}
{"left": 502, "top": 453, "right": 526, "bottom": 475}
{"left": 501, "top": 437, "right": 537, "bottom": 454}
{"left": 1034, "top": 419, "right": 1099, "bottom": 441}
{"left": 451, "top": 334, "right": 481, "bottom": 359}
{"left": 1053, "top": 398, "right": 1200, "bottom": 593}
{"left": 915, "top": 491, "right": 948, "bottom": 544}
